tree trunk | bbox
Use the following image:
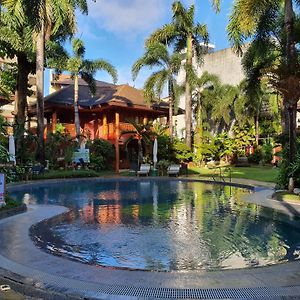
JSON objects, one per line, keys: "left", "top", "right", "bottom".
{"left": 281, "top": 101, "right": 289, "bottom": 135}
{"left": 74, "top": 74, "right": 81, "bottom": 138}
{"left": 255, "top": 113, "right": 259, "bottom": 146}
{"left": 15, "top": 53, "right": 30, "bottom": 154}
{"left": 288, "top": 102, "right": 297, "bottom": 163}
{"left": 168, "top": 79, "right": 173, "bottom": 142}
{"left": 185, "top": 35, "right": 193, "bottom": 149}
{"left": 36, "top": 24, "right": 45, "bottom": 163}
{"left": 284, "top": 0, "right": 296, "bottom": 73}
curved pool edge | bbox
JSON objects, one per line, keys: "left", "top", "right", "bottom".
{"left": 1, "top": 178, "right": 300, "bottom": 299}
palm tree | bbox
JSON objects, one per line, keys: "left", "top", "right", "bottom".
{"left": 0, "top": 10, "right": 35, "bottom": 138}
{"left": 191, "top": 71, "right": 220, "bottom": 147}
{"left": 132, "top": 42, "right": 181, "bottom": 141}
{"left": 62, "top": 38, "right": 117, "bottom": 139}
{"left": 3, "top": 0, "right": 88, "bottom": 162}
{"left": 146, "top": 1, "right": 209, "bottom": 149}
{"left": 227, "top": 0, "right": 300, "bottom": 163}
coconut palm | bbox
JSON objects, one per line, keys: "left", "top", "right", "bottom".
{"left": 132, "top": 42, "right": 181, "bottom": 141}
{"left": 3, "top": 0, "right": 88, "bottom": 161}
{"left": 61, "top": 38, "right": 117, "bottom": 139}
{"left": 146, "top": 1, "right": 209, "bottom": 149}
{"left": 227, "top": 0, "right": 300, "bottom": 163}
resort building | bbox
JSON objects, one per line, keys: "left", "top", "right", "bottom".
{"left": 28, "top": 74, "right": 170, "bottom": 171}
{"left": 175, "top": 46, "right": 246, "bottom": 140}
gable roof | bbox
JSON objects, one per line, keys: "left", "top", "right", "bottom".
{"left": 42, "top": 83, "right": 169, "bottom": 111}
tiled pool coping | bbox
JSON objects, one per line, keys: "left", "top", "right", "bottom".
{"left": 1, "top": 178, "right": 300, "bottom": 299}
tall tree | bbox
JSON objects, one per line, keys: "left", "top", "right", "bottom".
{"left": 61, "top": 38, "right": 117, "bottom": 139}
{"left": 147, "top": 1, "right": 209, "bottom": 149}
{"left": 132, "top": 42, "right": 181, "bottom": 141}
{"left": 228, "top": 0, "right": 300, "bottom": 163}
{"left": 3, "top": 0, "right": 89, "bottom": 162}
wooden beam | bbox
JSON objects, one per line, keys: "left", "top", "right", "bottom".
{"left": 52, "top": 111, "right": 57, "bottom": 133}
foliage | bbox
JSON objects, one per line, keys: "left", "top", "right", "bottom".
{"left": 156, "top": 135, "right": 176, "bottom": 162}
{"left": 262, "top": 142, "right": 273, "bottom": 164}
{"left": 45, "top": 131, "right": 77, "bottom": 168}
{"left": 33, "top": 169, "right": 110, "bottom": 180}
{"left": 156, "top": 159, "right": 171, "bottom": 175}
{"left": 0, "top": 193, "right": 21, "bottom": 211}
{"left": 88, "top": 139, "right": 115, "bottom": 171}
{"left": 232, "top": 124, "right": 255, "bottom": 157}
{"left": 247, "top": 147, "right": 263, "bottom": 164}
{"left": 276, "top": 137, "right": 300, "bottom": 189}
{"left": 173, "top": 140, "right": 193, "bottom": 163}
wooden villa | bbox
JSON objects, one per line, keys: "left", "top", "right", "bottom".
{"left": 28, "top": 76, "right": 170, "bottom": 172}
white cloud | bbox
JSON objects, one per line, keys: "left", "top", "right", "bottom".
{"left": 86, "top": 0, "right": 171, "bottom": 36}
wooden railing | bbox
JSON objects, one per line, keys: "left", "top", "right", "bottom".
{"left": 43, "top": 122, "right": 137, "bottom": 140}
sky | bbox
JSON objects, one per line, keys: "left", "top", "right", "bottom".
{"left": 45, "top": 0, "right": 233, "bottom": 95}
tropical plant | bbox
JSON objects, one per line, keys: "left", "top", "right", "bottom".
{"left": 173, "top": 139, "right": 193, "bottom": 163}
{"left": 0, "top": 10, "right": 36, "bottom": 146}
{"left": 132, "top": 42, "right": 181, "bottom": 141}
{"left": 59, "top": 38, "right": 117, "bottom": 139}
{"left": 88, "top": 139, "right": 115, "bottom": 171}
{"left": 146, "top": 1, "right": 209, "bottom": 148}
{"left": 227, "top": 0, "right": 300, "bottom": 164}
{"left": 3, "top": 0, "right": 90, "bottom": 162}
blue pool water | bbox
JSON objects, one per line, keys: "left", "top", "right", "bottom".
{"left": 12, "top": 179, "right": 300, "bottom": 271}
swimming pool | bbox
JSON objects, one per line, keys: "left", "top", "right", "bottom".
{"left": 12, "top": 179, "right": 300, "bottom": 271}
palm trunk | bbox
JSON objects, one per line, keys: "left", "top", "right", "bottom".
{"left": 281, "top": 101, "right": 289, "bottom": 135}
{"left": 168, "top": 79, "right": 173, "bottom": 142}
{"left": 284, "top": 0, "right": 297, "bottom": 164}
{"left": 288, "top": 102, "right": 297, "bottom": 163}
{"left": 74, "top": 74, "right": 81, "bottom": 138}
{"left": 195, "top": 97, "right": 203, "bottom": 165}
{"left": 36, "top": 24, "right": 45, "bottom": 163}
{"left": 15, "top": 53, "right": 30, "bottom": 154}
{"left": 284, "top": 0, "right": 296, "bottom": 73}
{"left": 255, "top": 113, "right": 259, "bottom": 146}
{"left": 185, "top": 35, "right": 193, "bottom": 149}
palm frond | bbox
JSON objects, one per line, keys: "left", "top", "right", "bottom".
{"left": 146, "top": 23, "right": 177, "bottom": 46}
{"left": 72, "top": 38, "right": 85, "bottom": 58}
{"left": 143, "top": 70, "right": 168, "bottom": 103}
{"left": 132, "top": 42, "right": 168, "bottom": 81}
{"left": 83, "top": 59, "right": 117, "bottom": 84}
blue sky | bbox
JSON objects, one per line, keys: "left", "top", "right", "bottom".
{"left": 46, "top": 0, "right": 233, "bottom": 95}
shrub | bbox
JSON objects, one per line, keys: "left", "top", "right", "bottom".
{"left": 173, "top": 140, "right": 193, "bottom": 163}
{"left": 45, "top": 131, "right": 77, "bottom": 168}
{"left": 156, "top": 159, "right": 171, "bottom": 175}
{"left": 247, "top": 146, "right": 262, "bottom": 164}
{"left": 88, "top": 139, "right": 115, "bottom": 171}
{"left": 262, "top": 143, "right": 273, "bottom": 164}
{"left": 157, "top": 135, "right": 176, "bottom": 162}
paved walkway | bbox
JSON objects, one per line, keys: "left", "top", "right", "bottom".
{"left": 0, "top": 179, "right": 300, "bottom": 299}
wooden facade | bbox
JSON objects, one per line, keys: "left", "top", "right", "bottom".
{"left": 29, "top": 78, "right": 169, "bottom": 172}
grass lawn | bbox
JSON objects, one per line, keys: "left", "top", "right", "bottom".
{"left": 188, "top": 165, "right": 278, "bottom": 183}
{"left": 272, "top": 191, "right": 300, "bottom": 202}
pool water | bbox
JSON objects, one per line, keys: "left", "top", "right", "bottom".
{"left": 13, "top": 180, "right": 300, "bottom": 271}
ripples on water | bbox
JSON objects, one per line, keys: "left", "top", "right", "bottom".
{"left": 13, "top": 180, "right": 300, "bottom": 271}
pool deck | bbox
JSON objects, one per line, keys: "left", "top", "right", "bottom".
{"left": 1, "top": 178, "right": 300, "bottom": 299}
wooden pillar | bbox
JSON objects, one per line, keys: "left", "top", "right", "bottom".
{"left": 103, "top": 114, "right": 108, "bottom": 139}
{"left": 52, "top": 111, "right": 57, "bottom": 133}
{"left": 115, "top": 112, "right": 120, "bottom": 173}
{"left": 143, "top": 116, "right": 148, "bottom": 125}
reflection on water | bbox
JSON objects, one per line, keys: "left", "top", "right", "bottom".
{"left": 13, "top": 180, "right": 300, "bottom": 271}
